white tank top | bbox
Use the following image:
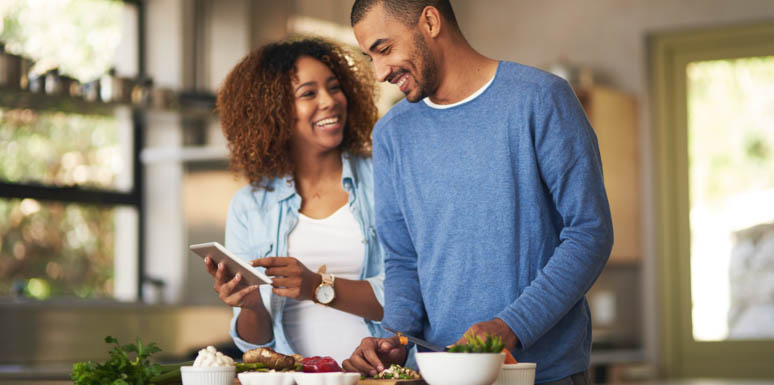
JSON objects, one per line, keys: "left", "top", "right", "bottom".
{"left": 283, "top": 204, "right": 371, "bottom": 363}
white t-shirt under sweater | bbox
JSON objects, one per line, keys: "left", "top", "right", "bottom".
{"left": 283, "top": 204, "right": 371, "bottom": 363}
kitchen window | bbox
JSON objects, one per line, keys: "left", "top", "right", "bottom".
{"left": 0, "top": 0, "right": 142, "bottom": 301}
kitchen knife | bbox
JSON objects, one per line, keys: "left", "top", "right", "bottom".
{"left": 383, "top": 327, "right": 446, "bottom": 352}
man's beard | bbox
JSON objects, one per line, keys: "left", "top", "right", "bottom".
{"left": 406, "top": 32, "right": 438, "bottom": 103}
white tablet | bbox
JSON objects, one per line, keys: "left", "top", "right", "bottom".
{"left": 190, "top": 242, "right": 273, "bottom": 286}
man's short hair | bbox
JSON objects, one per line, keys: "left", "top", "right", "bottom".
{"left": 351, "top": 0, "right": 459, "bottom": 30}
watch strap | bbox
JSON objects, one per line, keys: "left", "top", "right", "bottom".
{"left": 321, "top": 273, "right": 335, "bottom": 286}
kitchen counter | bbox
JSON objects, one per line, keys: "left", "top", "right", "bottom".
{"left": 604, "top": 381, "right": 774, "bottom": 385}
{"left": 2, "top": 381, "right": 773, "bottom": 385}
{"left": 2, "top": 374, "right": 773, "bottom": 385}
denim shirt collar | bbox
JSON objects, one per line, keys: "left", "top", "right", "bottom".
{"left": 272, "top": 151, "right": 358, "bottom": 203}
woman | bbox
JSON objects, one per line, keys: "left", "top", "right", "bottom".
{"left": 207, "top": 37, "right": 383, "bottom": 363}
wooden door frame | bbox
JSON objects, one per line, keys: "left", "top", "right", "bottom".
{"left": 649, "top": 21, "right": 774, "bottom": 378}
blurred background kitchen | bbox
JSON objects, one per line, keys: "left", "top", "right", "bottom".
{"left": 0, "top": 0, "right": 773, "bottom": 384}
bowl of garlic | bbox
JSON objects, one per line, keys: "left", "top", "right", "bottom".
{"left": 181, "top": 346, "right": 236, "bottom": 385}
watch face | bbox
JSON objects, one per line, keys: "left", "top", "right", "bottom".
{"left": 316, "top": 284, "right": 335, "bottom": 304}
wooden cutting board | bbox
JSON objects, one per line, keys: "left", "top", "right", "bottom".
{"left": 358, "top": 379, "right": 426, "bottom": 385}
{"left": 236, "top": 376, "right": 425, "bottom": 385}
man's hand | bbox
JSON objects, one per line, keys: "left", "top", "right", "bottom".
{"left": 342, "top": 336, "right": 407, "bottom": 376}
{"left": 456, "top": 318, "right": 519, "bottom": 351}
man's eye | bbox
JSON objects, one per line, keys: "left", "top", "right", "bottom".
{"left": 380, "top": 46, "right": 390, "bottom": 55}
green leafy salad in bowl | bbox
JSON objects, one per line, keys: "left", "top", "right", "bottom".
{"left": 447, "top": 334, "right": 505, "bottom": 353}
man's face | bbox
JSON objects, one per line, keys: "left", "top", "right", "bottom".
{"left": 353, "top": 4, "right": 438, "bottom": 102}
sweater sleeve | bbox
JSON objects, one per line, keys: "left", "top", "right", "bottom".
{"left": 496, "top": 78, "right": 614, "bottom": 349}
{"left": 373, "top": 124, "right": 427, "bottom": 337}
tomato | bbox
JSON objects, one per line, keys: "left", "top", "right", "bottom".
{"left": 301, "top": 356, "right": 342, "bottom": 373}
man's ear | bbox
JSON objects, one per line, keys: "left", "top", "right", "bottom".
{"left": 419, "top": 6, "right": 442, "bottom": 38}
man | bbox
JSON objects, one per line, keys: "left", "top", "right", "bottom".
{"left": 342, "top": 1, "right": 613, "bottom": 384}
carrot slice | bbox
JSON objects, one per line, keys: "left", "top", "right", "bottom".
{"left": 502, "top": 348, "right": 517, "bottom": 364}
{"left": 398, "top": 333, "right": 408, "bottom": 346}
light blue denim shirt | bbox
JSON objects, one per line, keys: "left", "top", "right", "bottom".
{"left": 225, "top": 153, "right": 386, "bottom": 355}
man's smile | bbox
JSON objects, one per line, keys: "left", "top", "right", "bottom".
{"left": 389, "top": 70, "right": 411, "bottom": 93}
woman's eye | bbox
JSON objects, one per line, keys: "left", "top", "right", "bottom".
{"left": 301, "top": 91, "right": 315, "bottom": 98}
{"left": 329, "top": 84, "right": 342, "bottom": 92}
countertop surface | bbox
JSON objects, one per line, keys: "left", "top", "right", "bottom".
{"left": 615, "top": 380, "right": 774, "bottom": 385}
{"left": 2, "top": 378, "right": 774, "bottom": 385}
{"left": 2, "top": 364, "right": 772, "bottom": 385}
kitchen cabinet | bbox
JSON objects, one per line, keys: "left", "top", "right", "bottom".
{"left": 576, "top": 86, "right": 641, "bottom": 265}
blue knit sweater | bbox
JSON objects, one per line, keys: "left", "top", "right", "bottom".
{"left": 373, "top": 61, "right": 613, "bottom": 383}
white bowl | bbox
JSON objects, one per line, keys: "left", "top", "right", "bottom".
{"left": 493, "top": 363, "right": 537, "bottom": 385}
{"left": 292, "top": 372, "right": 360, "bottom": 385}
{"left": 238, "top": 371, "right": 296, "bottom": 385}
{"left": 180, "top": 366, "right": 236, "bottom": 385}
{"left": 416, "top": 352, "right": 504, "bottom": 385}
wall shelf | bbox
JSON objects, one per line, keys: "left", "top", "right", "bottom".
{"left": 0, "top": 87, "right": 217, "bottom": 118}
{"left": 0, "top": 86, "right": 118, "bottom": 115}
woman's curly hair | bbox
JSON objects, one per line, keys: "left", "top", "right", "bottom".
{"left": 217, "top": 37, "right": 378, "bottom": 187}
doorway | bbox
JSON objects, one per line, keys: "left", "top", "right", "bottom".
{"left": 651, "top": 22, "right": 774, "bottom": 378}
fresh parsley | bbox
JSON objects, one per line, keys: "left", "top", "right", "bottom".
{"left": 71, "top": 336, "right": 163, "bottom": 385}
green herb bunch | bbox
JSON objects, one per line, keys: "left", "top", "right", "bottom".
{"left": 71, "top": 336, "right": 163, "bottom": 385}
{"left": 447, "top": 334, "right": 504, "bottom": 353}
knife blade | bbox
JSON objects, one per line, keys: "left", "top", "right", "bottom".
{"left": 384, "top": 327, "right": 446, "bottom": 352}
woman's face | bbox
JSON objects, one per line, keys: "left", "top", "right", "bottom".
{"left": 290, "top": 55, "right": 348, "bottom": 154}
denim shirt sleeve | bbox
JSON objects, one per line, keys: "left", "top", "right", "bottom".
{"left": 363, "top": 229, "right": 385, "bottom": 309}
{"left": 225, "top": 187, "right": 276, "bottom": 351}
{"left": 364, "top": 271, "right": 385, "bottom": 307}
{"left": 349, "top": 156, "right": 386, "bottom": 309}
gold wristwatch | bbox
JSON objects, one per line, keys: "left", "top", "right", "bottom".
{"left": 314, "top": 264, "right": 336, "bottom": 305}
